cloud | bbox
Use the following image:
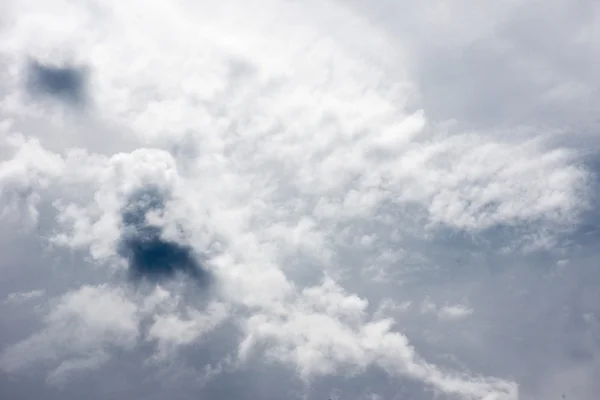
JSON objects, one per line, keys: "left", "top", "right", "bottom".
{"left": 420, "top": 298, "right": 474, "bottom": 321}
{"left": 46, "top": 352, "right": 111, "bottom": 386}
{"left": 4, "top": 289, "right": 45, "bottom": 304}
{"left": 0, "top": 285, "right": 139, "bottom": 377}
{"left": 0, "top": 0, "right": 599, "bottom": 399}
{"left": 0, "top": 283, "right": 227, "bottom": 384}
{"left": 237, "top": 279, "right": 517, "bottom": 399}
{"left": 26, "top": 59, "right": 88, "bottom": 105}
{"left": 438, "top": 305, "right": 474, "bottom": 321}
{"left": 0, "top": 135, "right": 65, "bottom": 225}
{"left": 146, "top": 300, "right": 229, "bottom": 360}
{"left": 50, "top": 148, "right": 189, "bottom": 262}
{"left": 344, "top": 0, "right": 600, "bottom": 138}
{"left": 119, "top": 187, "right": 210, "bottom": 284}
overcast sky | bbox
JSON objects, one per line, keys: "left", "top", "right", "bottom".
{"left": 1, "top": 1, "right": 599, "bottom": 399}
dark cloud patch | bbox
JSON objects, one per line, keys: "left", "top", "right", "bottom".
{"left": 26, "top": 59, "right": 88, "bottom": 105}
{"left": 118, "top": 187, "right": 210, "bottom": 285}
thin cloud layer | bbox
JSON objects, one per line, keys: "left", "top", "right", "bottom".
{"left": 0, "top": 0, "right": 599, "bottom": 400}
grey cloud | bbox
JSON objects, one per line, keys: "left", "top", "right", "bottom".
{"left": 119, "top": 187, "right": 211, "bottom": 286}
{"left": 26, "top": 59, "right": 88, "bottom": 105}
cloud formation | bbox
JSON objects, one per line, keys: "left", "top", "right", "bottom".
{"left": 119, "top": 186, "right": 210, "bottom": 284}
{"left": 0, "top": 0, "right": 599, "bottom": 399}
{"left": 26, "top": 59, "right": 88, "bottom": 105}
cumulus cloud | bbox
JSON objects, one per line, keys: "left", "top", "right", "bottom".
{"left": 0, "top": 135, "right": 64, "bottom": 225}
{"left": 240, "top": 279, "right": 516, "bottom": 399}
{"left": 0, "top": 285, "right": 139, "bottom": 377}
{"left": 0, "top": 0, "right": 599, "bottom": 399}
{"left": 0, "top": 284, "right": 227, "bottom": 383}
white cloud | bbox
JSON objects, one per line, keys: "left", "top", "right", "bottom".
{"left": 0, "top": 134, "right": 64, "bottom": 225}
{"left": 1, "top": 283, "right": 229, "bottom": 381}
{"left": 51, "top": 147, "right": 187, "bottom": 263}
{"left": 1, "top": 285, "right": 139, "bottom": 375}
{"left": 438, "top": 305, "right": 474, "bottom": 321}
{"left": 421, "top": 298, "right": 474, "bottom": 321}
{"left": 46, "top": 352, "right": 110, "bottom": 386}
{"left": 239, "top": 279, "right": 514, "bottom": 399}
{"left": 4, "top": 289, "right": 45, "bottom": 304}
{"left": 147, "top": 301, "right": 229, "bottom": 359}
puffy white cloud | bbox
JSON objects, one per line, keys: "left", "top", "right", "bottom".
{"left": 51, "top": 147, "right": 186, "bottom": 263}
{"left": 0, "top": 285, "right": 139, "bottom": 376}
{"left": 240, "top": 279, "right": 515, "bottom": 399}
{"left": 0, "top": 134, "right": 64, "bottom": 225}
{"left": 1, "top": 283, "right": 229, "bottom": 383}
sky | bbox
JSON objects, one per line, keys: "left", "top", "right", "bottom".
{"left": 0, "top": 0, "right": 599, "bottom": 399}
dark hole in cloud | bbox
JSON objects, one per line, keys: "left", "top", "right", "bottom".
{"left": 118, "top": 187, "right": 210, "bottom": 285}
{"left": 26, "top": 59, "right": 88, "bottom": 105}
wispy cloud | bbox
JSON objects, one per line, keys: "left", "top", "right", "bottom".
{"left": 4, "top": 289, "right": 45, "bottom": 304}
